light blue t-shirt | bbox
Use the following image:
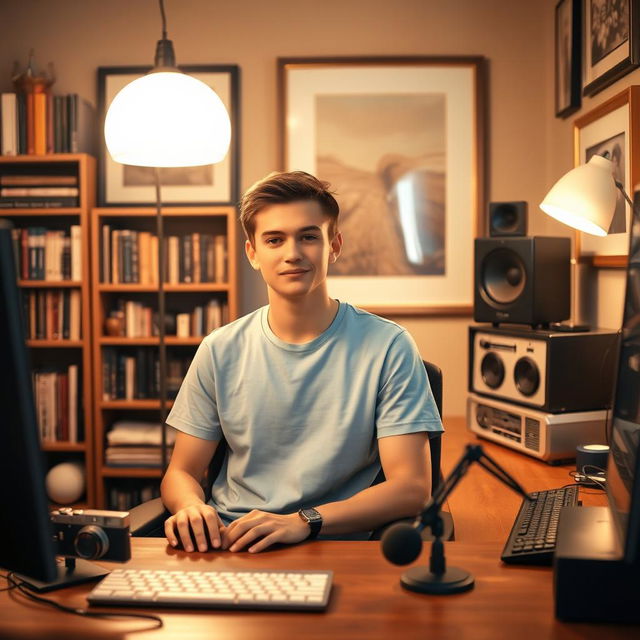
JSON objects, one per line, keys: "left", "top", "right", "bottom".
{"left": 167, "top": 301, "right": 443, "bottom": 524}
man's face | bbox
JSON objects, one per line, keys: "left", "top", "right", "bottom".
{"left": 245, "top": 200, "right": 342, "bottom": 301}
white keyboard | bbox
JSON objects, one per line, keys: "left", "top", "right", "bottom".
{"left": 87, "top": 568, "right": 333, "bottom": 611}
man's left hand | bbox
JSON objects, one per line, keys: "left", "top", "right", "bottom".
{"left": 222, "top": 510, "right": 311, "bottom": 553}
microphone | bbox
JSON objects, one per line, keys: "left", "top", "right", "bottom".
{"left": 381, "top": 522, "right": 423, "bottom": 565}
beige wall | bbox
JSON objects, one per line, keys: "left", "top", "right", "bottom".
{"left": 1, "top": 0, "right": 557, "bottom": 416}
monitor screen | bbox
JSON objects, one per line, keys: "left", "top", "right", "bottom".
{"left": 0, "top": 220, "right": 58, "bottom": 582}
{"left": 607, "top": 204, "right": 640, "bottom": 564}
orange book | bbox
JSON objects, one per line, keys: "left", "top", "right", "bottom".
{"left": 33, "top": 93, "right": 47, "bottom": 155}
{"left": 26, "top": 93, "right": 35, "bottom": 154}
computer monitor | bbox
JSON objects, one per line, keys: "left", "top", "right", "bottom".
{"left": 606, "top": 206, "right": 640, "bottom": 564}
{"left": 0, "top": 220, "right": 108, "bottom": 590}
{"left": 0, "top": 219, "right": 59, "bottom": 583}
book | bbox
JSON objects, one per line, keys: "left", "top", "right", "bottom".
{"left": 68, "top": 364, "right": 78, "bottom": 443}
{"left": 70, "top": 225, "right": 81, "bottom": 281}
{"left": 16, "top": 93, "right": 26, "bottom": 154}
{"left": 0, "top": 187, "right": 79, "bottom": 196}
{"left": 33, "top": 93, "right": 47, "bottom": 155}
{"left": 0, "top": 175, "right": 78, "bottom": 186}
{"left": 102, "top": 224, "right": 111, "bottom": 283}
{"left": 69, "top": 94, "right": 97, "bottom": 155}
{"left": 26, "top": 92, "right": 34, "bottom": 154}
{"left": 1, "top": 93, "right": 18, "bottom": 155}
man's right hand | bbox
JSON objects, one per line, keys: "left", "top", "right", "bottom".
{"left": 164, "top": 503, "right": 225, "bottom": 552}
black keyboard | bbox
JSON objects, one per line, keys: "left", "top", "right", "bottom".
{"left": 501, "top": 486, "right": 579, "bottom": 565}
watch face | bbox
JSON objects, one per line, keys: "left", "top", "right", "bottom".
{"left": 301, "top": 508, "right": 322, "bottom": 523}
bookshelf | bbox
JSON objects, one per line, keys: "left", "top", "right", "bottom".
{"left": 90, "top": 205, "right": 237, "bottom": 508}
{"left": 0, "top": 153, "right": 96, "bottom": 509}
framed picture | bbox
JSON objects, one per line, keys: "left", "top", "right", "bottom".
{"left": 575, "top": 86, "right": 640, "bottom": 266}
{"left": 556, "top": 0, "right": 582, "bottom": 117}
{"left": 97, "top": 65, "right": 240, "bottom": 206}
{"left": 278, "top": 56, "right": 486, "bottom": 315}
{"left": 583, "top": 0, "right": 640, "bottom": 96}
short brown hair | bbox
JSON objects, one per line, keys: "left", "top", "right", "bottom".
{"left": 239, "top": 171, "right": 339, "bottom": 245}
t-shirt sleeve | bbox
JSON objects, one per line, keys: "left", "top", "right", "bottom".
{"left": 375, "top": 329, "right": 444, "bottom": 438}
{"left": 166, "top": 339, "right": 222, "bottom": 441}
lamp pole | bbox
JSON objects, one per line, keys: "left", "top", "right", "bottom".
{"left": 154, "top": 168, "right": 168, "bottom": 472}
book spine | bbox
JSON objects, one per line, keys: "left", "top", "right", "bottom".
{"left": 26, "top": 92, "right": 35, "bottom": 154}
{"left": 33, "top": 93, "right": 47, "bottom": 155}
{"left": 70, "top": 225, "right": 81, "bottom": 281}
{"left": 17, "top": 93, "right": 26, "bottom": 154}
{"left": 102, "top": 224, "right": 111, "bottom": 284}
{"left": 1, "top": 93, "right": 18, "bottom": 155}
{"left": 68, "top": 364, "right": 78, "bottom": 443}
{"left": 46, "top": 91, "right": 54, "bottom": 154}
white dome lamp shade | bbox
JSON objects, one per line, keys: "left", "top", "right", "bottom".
{"left": 104, "top": 1, "right": 230, "bottom": 169}
{"left": 539, "top": 154, "right": 618, "bottom": 236}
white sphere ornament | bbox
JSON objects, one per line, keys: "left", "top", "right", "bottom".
{"left": 104, "top": 71, "right": 231, "bottom": 168}
{"left": 45, "top": 461, "right": 86, "bottom": 505}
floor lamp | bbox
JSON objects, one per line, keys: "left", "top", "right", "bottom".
{"left": 104, "top": 0, "right": 231, "bottom": 471}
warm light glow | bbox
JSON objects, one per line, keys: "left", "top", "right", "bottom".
{"left": 104, "top": 71, "right": 231, "bottom": 167}
{"left": 539, "top": 155, "right": 617, "bottom": 236}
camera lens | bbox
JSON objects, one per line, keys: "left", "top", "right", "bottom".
{"left": 74, "top": 525, "right": 110, "bottom": 559}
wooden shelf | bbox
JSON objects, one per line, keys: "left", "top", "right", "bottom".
{"left": 1, "top": 208, "right": 82, "bottom": 216}
{"left": 2, "top": 153, "right": 97, "bottom": 508}
{"left": 100, "top": 399, "right": 175, "bottom": 410}
{"left": 18, "top": 280, "right": 82, "bottom": 288}
{"left": 99, "top": 336, "right": 202, "bottom": 346}
{"left": 94, "top": 206, "right": 235, "bottom": 217}
{"left": 27, "top": 340, "right": 83, "bottom": 348}
{"left": 98, "top": 283, "right": 230, "bottom": 292}
{"left": 41, "top": 441, "right": 86, "bottom": 452}
{"left": 101, "top": 467, "right": 163, "bottom": 478}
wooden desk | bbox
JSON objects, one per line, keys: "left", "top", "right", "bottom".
{"left": 1, "top": 538, "right": 637, "bottom": 639}
{"left": 0, "top": 417, "right": 629, "bottom": 639}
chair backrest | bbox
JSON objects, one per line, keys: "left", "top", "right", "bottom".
{"left": 203, "top": 359, "right": 444, "bottom": 500}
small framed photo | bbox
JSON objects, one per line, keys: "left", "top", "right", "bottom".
{"left": 555, "top": 0, "right": 582, "bottom": 117}
{"left": 583, "top": 0, "right": 640, "bottom": 97}
{"left": 279, "top": 56, "right": 486, "bottom": 315}
{"left": 97, "top": 65, "right": 240, "bottom": 206}
{"left": 574, "top": 86, "right": 640, "bottom": 265}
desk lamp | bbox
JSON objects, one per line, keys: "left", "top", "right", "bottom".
{"left": 104, "top": 0, "right": 231, "bottom": 471}
{"left": 539, "top": 154, "right": 628, "bottom": 331}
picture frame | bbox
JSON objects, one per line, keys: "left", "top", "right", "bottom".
{"left": 97, "top": 65, "right": 240, "bottom": 207}
{"left": 582, "top": 0, "right": 640, "bottom": 97}
{"left": 574, "top": 86, "right": 640, "bottom": 266}
{"left": 278, "top": 56, "right": 486, "bottom": 315}
{"left": 556, "top": 0, "right": 582, "bottom": 118}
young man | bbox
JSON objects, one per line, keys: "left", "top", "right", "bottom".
{"left": 161, "top": 171, "right": 443, "bottom": 553}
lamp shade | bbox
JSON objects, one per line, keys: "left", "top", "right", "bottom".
{"left": 104, "top": 71, "right": 231, "bottom": 168}
{"left": 539, "top": 155, "right": 617, "bottom": 237}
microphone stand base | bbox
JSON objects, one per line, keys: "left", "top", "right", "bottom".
{"left": 400, "top": 565, "right": 474, "bottom": 595}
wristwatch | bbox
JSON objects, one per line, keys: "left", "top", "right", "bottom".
{"left": 298, "top": 507, "right": 323, "bottom": 540}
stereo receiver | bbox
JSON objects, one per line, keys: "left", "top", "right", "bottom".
{"left": 467, "top": 393, "right": 608, "bottom": 462}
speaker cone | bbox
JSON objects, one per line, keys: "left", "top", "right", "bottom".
{"left": 514, "top": 357, "right": 540, "bottom": 396}
{"left": 481, "top": 353, "right": 505, "bottom": 389}
{"left": 481, "top": 249, "right": 527, "bottom": 304}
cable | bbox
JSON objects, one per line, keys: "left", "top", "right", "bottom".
{"left": 5, "top": 573, "right": 163, "bottom": 630}
{"left": 159, "top": 0, "right": 167, "bottom": 38}
{"left": 0, "top": 572, "right": 18, "bottom": 592}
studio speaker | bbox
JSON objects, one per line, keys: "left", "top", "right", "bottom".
{"left": 474, "top": 236, "right": 571, "bottom": 325}
{"left": 489, "top": 201, "right": 527, "bottom": 237}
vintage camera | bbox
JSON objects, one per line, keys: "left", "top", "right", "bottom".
{"left": 51, "top": 508, "right": 131, "bottom": 562}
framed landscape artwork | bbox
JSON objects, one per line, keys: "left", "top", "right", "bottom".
{"left": 278, "top": 56, "right": 486, "bottom": 315}
{"left": 583, "top": 0, "right": 640, "bottom": 96}
{"left": 575, "top": 86, "right": 640, "bottom": 266}
{"left": 97, "top": 65, "right": 239, "bottom": 206}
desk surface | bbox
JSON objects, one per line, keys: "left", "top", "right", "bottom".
{"left": 0, "top": 417, "right": 634, "bottom": 639}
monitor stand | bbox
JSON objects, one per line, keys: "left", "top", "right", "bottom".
{"left": 15, "top": 557, "right": 109, "bottom": 593}
{"left": 554, "top": 506, "right": 640, "bottom": 623}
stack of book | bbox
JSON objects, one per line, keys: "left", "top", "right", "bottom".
{"left": 105, "top": 420, "right": 176, "bottom": 468}
{"left": 10, "top": 225, "right": 82, "bottom": 279}
{"left": 101, "top": 226, "right": 227, "bottom": 284}
{"left": 101, "top": 349, "right": 192, "bottom": 401}
{"left": 33, "top": 364, "right": 80, "bottom": 443}
{"left": 106, "top": 298, "right": 227, "bottom": 338}
{"left": 1, "top": 173, "right": 80, "bottom": 208}
{"left": 24, "top": 289, "right": 81, "bottom": 340}
{"left": 108, "top": 482, "right": 161, "bottom": 511}
{"left": 0, "top": 92, "right": 96, "bottom": 156}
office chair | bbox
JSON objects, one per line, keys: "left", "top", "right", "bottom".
{"left": 128, "top": 360, "right": 451, "bottom": 541}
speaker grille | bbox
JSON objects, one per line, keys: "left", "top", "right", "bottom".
{"left": 481, "top": 248, "right": 527, "bottom": 304}
{"left": 524, "top": 417, "right": 540, "bottom": 451}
